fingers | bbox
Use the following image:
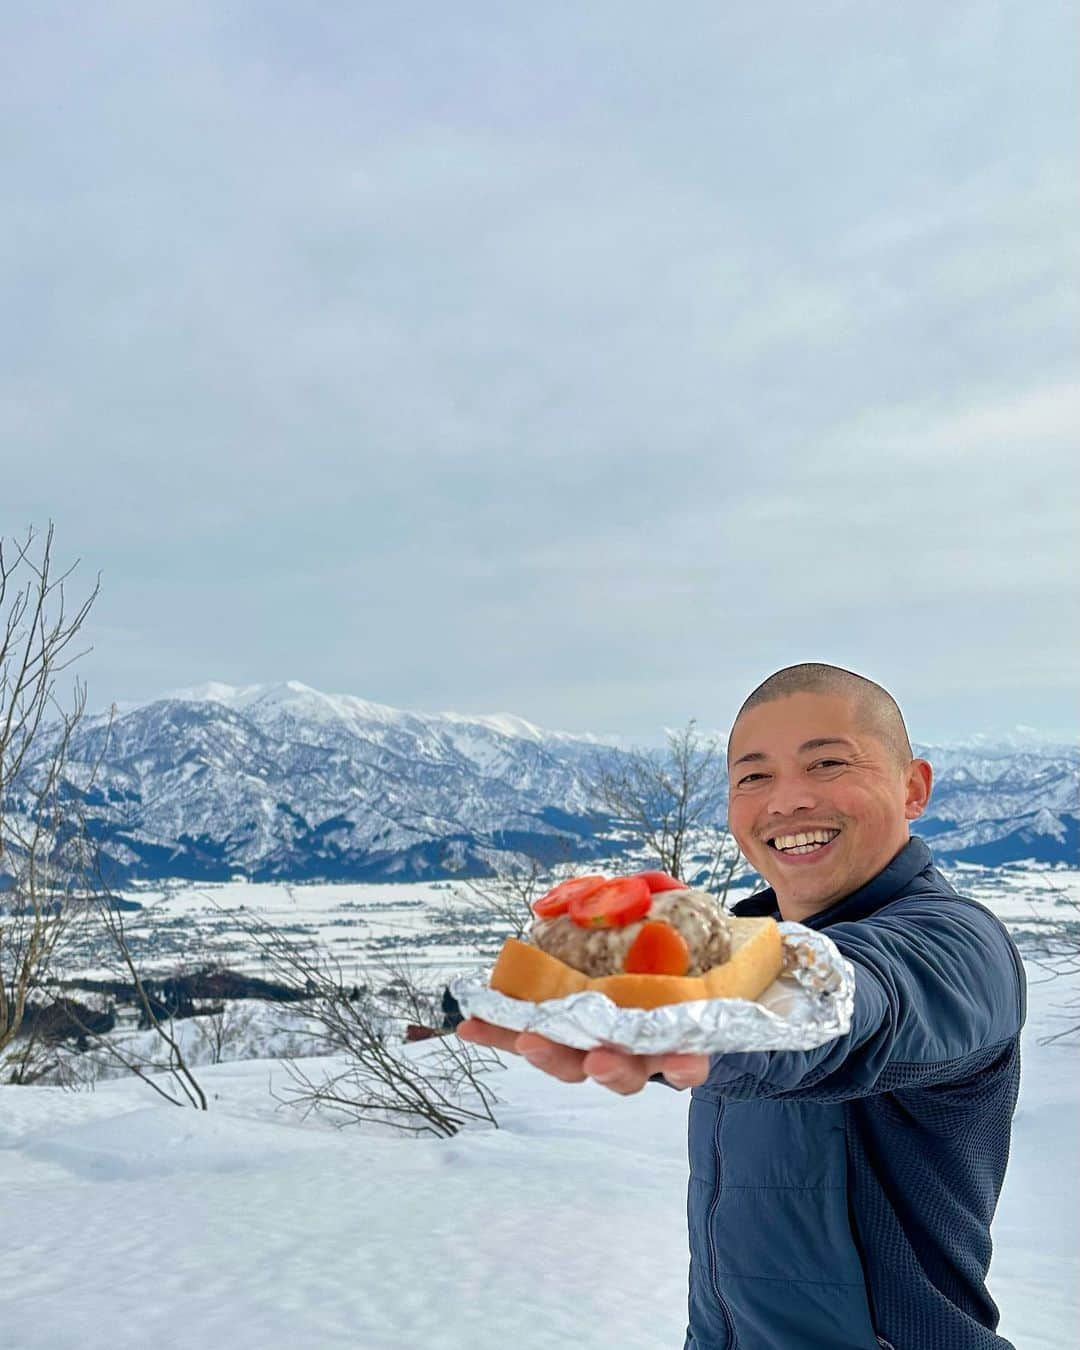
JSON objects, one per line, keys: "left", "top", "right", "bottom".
{"left": 581, "top": 1049, "right": 710, "bottom": 1095}
{"left": 455, "top": 1017, "right": 523, "bottom": 1054}
{"left": 654, "top": 1053, "right": 711, "bottom": 1090}
{"left": 456, "top": 1021, "right": 710, "bottom": 1095}
{"left": 515, "top": 1032, "right": 588, "bottom": 1083}
{"left": 456, "top": 1021, "right": 589, "bottom": 1082}
{"left": 581, "top": 1047, "right": 655, "bottom": 1095}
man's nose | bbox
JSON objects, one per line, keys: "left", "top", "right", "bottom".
{"left": 764, "top": 773, "right": 819, "bottom": 818}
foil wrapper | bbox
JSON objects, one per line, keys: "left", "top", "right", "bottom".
{"left": 450, "top": 922, "right": 854, "bottom": 1056}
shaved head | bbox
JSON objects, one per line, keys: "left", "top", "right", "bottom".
{"left": 732, "top": 664, "right": 913, "bottom": 768}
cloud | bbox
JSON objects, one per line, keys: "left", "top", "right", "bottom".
{"left": 2, "top": 2, "right": 1076, "bottom": 741}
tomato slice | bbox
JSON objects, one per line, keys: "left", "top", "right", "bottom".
{"left": 623, "top": 920, "right": 691, "bottom": 976}
{"left": 568, "top": 875, "right": 652, "bottom": 929}
{"left": 532, "top": 875, "right": 607, "bottom": 919}
{"left": 635, "top": 870, "right": 689, "bottom": 894}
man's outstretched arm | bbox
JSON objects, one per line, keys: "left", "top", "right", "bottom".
{"left": 458, "top": 900, "right": 1023, "bottom": 1101}
{"left": 697, "top": 900, "right": 1024, "bottom": 1102}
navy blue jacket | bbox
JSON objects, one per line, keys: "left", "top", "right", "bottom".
{"left": 685, "top": 837, "right": 1025, "bottom": 1350}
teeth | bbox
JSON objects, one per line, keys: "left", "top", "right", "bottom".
{"left": 771, "top": 829, "right": 839, "bottom": 852}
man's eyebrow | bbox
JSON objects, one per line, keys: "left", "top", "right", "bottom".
{"left": 730, "top": 737, "right": 856, "bottom": 768}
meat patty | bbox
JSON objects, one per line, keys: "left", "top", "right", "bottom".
{"left": 530, "top": 887, "right": 733, "bottom": 977}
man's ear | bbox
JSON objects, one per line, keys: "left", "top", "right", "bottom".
{"left": 904, "top": 758, "right": 933, "bottom": 820}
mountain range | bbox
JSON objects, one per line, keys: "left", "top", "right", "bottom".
{"left": 13, "top": 681, "right": 1078, "bottom": 884}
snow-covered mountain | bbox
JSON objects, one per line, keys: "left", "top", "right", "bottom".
{"left": 910, "top": 741, "right": 1078, "bottom": 866}
{"left": 31, "top": 682, "right": 613, "bottom": 883}
{"left": 15, "top": 682, "right": 1079, "bottom": 882}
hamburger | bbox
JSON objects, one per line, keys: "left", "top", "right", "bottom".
{"left": 489, "top": 871, "right": 783, "bottom": 1011}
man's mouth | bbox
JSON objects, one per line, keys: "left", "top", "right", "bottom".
{"left": 767, "top": 828, "right": 841, "bottom": 857}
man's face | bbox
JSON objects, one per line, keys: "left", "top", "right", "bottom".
{"left": 726, "top": 692, "right": 931, "bottom": 919}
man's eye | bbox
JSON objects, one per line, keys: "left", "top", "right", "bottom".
{"left": 811, "top": 759, "right": 846, "bottom": 770}
{"left": 737, "top": 772, "right": 769, "bottom": 785}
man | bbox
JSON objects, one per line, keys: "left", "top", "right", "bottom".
{"left": 459, "top": 664, "right": 1025, "bottom": 1349}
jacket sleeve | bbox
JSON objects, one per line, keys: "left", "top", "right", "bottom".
{"left": 700, "top": 898, "right": 1025, "bottom": 1102}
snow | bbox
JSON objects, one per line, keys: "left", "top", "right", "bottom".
{"left": 0, "top": 1051, "right": 692, "bottom": 1349}
{"left": 153, "top": 679, "right": 619, "bottom": 750}
{"left": 157, "top": 680, "right": 601, "bottom": 747}
{"left": 3, "top": 878, "right": 1078, "bottom": 1349}
{"left": 160, "top": 679, "right": 409, "bottom": 731}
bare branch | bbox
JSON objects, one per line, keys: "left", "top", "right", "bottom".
{"left": 1022, "top": 876, "right": 1080, "bottom": 1047}
{"left": 227, "top": 905, "right": 502, "bottom": 1136}
{"left": 1, "top": 525, "right": 99, "bottom": 1059}
{"left": 589, "top": 719, "right": 737, "bottom": 897}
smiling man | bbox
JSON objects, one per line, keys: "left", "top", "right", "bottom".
{"left": 727, "top": 666, "right": 931, "bottom": 923}
{"left": 459, "top": 664, "right": 1026, "bottom": 1350}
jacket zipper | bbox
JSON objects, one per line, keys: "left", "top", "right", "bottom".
{"left": 706, "top": 1100, "right": 739, "bottom": 1347}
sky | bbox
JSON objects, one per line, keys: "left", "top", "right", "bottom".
{"left": 3, "top": 1, "right": 1077, "bottom": 745}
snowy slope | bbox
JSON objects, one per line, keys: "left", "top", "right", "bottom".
{"left": 0, "top": 947, "right": 1075, "bottom": 1350}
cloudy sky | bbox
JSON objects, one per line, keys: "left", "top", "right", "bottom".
{"left": 3, "top": 2, "right": 1076, "bottom": 744}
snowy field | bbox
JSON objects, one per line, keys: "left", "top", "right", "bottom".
{"left": 61, "top": 857, "right": 1076, "bottom": 984}
{"left": 1, "top": 865, "right": 1077, "bottom": 1349}
{"left": 58, "top": 875, "right": 504, "bottom": 988}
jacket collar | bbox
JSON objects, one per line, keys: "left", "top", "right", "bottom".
{"left": 730, "top": 835, "right": 934, "bottom": 929}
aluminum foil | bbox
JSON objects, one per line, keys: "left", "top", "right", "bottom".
{"left": 450, "top": 922, "right": 854, "bottom": 1056}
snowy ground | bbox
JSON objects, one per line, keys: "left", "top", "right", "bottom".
{"left": 2, "top": 866, "right": 1077, "bottom": 1349}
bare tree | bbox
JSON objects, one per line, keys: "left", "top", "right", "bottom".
{"left": 591, "top": 719, "right": 738, "bottom": 894}
{"left": 7, "top": 664, "right": 211, "bottom": 1108}
{"left": 0, "top": 522, "right": 209, "bottom": 1107}
{"left": 0, "top": 524, "right": 99, "bottom": 1060}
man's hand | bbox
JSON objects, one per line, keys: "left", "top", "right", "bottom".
{"left": 457, "top": 1017, "right": 710, "bottom": 1095}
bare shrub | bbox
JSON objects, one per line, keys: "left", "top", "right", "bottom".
{"left": 192, "top": 999, "right": 257, "bottom": 1065}
{"left": 69, "top": 888, "right": 209, "bottom": 1106}
{"left": 235, "top": 911, "right": 503, "bottom": 1137}
{"left": 1023, "top": 876, "right": 1080, "bottom": 1047}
